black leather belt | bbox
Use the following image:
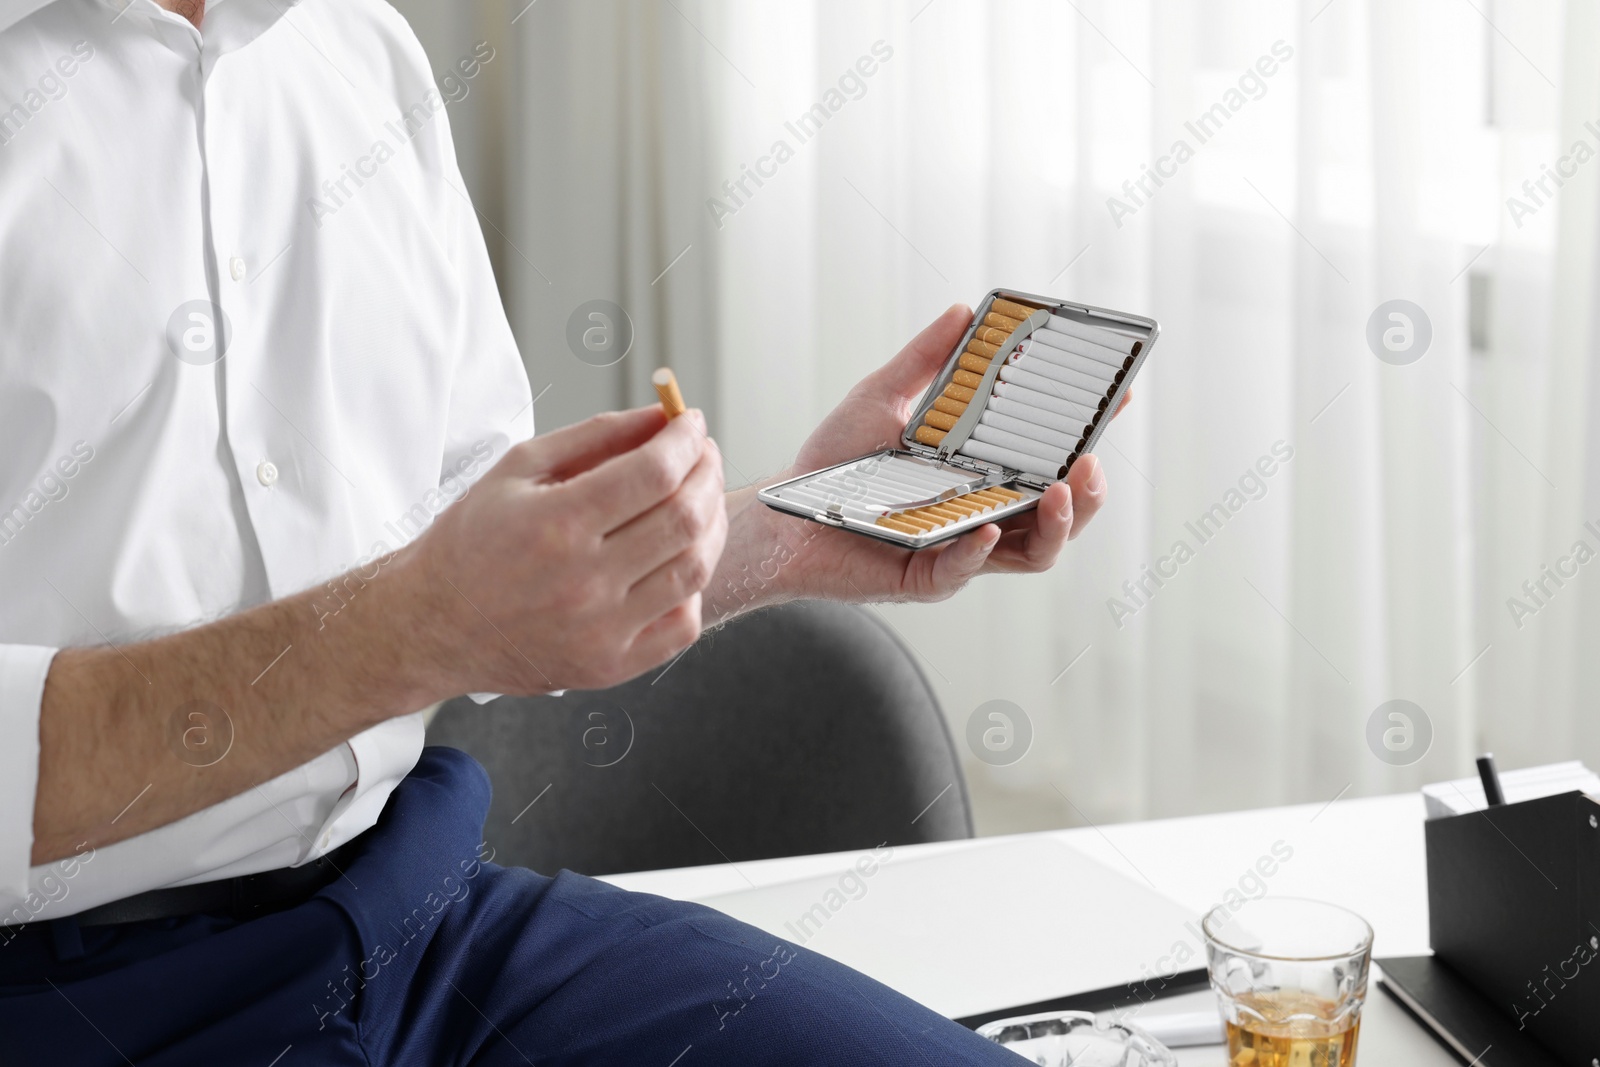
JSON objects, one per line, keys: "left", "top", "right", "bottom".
{"left": 71, "top": 842, "right": 358, "bottom": 927}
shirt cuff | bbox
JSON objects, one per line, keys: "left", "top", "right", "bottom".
{"left": 0, "top": 646, "right": 58, "bottom": 903}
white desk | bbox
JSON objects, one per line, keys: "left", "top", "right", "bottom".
{"left": 608, "top": 791, "right": 1454, "bottom": 1065}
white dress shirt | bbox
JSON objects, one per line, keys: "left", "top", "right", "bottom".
{"left": 0, "top": 0, "right": 532, "bottom": 922}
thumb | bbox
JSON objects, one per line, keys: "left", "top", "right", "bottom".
{"left": 861, "top": 304, "right": 974, "bottom": 403}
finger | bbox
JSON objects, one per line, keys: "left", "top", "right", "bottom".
{"left": 857, "top": 304, "right": 974, "bottom": 404}
{"left": 1064, "top": 453, "right": 1107, "bottom": 540}
{"left": 564, "top": 409, "right": 710, "bottom": 532}
{"left": 503, "top": 406, "right": 667, "bottom": 481}
{"left": 621, "top": 597, "right": 704, "bottom": 678}
{"left": 624, "top": 502, "right": 728, "bottom": 621}
{"left": 1114, "top": 388, "right": 1133, "bottom": 417}
{"left": 984, "top": 481, "right": 1073, "bottom": 572}
{"left": 602, "top": 442, "right": 725, "bottom": 582}
{"left": 904, "top": 523, "right": 999, "bottom": 598}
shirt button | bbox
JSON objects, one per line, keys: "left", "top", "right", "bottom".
{"left": 256, "top": 460, "right": 279, "bottom": 487}
{"left": 229, "top": 256, "right": 247, "bottom": 281}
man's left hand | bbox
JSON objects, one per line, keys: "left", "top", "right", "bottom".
{"left": 709, "top": 303, "right": 1125, "bottom": 617}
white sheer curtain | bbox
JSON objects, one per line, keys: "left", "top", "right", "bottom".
{"left": 419, "top": 0, "right": 1600, "bottom": 832}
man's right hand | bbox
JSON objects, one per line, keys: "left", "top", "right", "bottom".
{"left": 403, "top": 406, "right": 729, "bottom": 694}
{"left": 33, "top": 404, "right": 727, "bottom": 863}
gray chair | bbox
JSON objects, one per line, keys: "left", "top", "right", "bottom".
{"left": 426, "top": 599, "right": 973, "bottom": 877}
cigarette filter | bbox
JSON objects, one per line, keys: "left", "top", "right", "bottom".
{"left": 652, "top": 368, "right": 686, "bottom": 419}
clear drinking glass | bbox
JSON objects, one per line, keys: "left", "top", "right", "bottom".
{"left": 1202, "top": 898, "right": 1374, "bottom": 1067}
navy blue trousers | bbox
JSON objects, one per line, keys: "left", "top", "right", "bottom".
{"left": 0, "top": 748, "right": 1017, "bottom": 1065}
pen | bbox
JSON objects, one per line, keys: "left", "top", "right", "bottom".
{"left": 1476, "top": 753, "right": 1505, "bottom": 807}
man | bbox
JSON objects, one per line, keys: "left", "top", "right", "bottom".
{"left": 0, "top": 0, "right": 1113, "bottom": 1062}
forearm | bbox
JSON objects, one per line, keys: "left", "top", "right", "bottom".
{"left": 31, "top": 548, "right": 448, "bottom": 865}
{"left": 703, "top": 482, "right": 822, "bottom": 626}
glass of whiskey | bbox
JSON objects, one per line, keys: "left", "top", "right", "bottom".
{"left": 1202, "top": 898, "right": 1374, "bottom": 1067}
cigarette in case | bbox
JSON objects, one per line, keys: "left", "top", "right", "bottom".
{"left": 980, "top": 410, "right": 1079, "bottom": 452}
{"left": 998, "top": 363, "right": 1103, "bottom": 409}
{"left": 1030, "top": 327, "right": 1131, "bottom": 367}
{"left": 652, "top": 368, "right": 687, "bottom": 419}
{"left": 992, "top": 380, "right": 1098, "bottom": 422}
{"left": 988, "top": 297, "right": 1037, "bottom": 321}
{"left": 969, "top": 423, "right": 1064, "bottom": 464}
{"left": 987, "top": 394, "right": 1088, "bottom": 437}
{"left": 757, "top": 289, "right": 1157, "bottom": 548}
{"left": 1015, "top": 339, "right": 1121, "bottom": 382}
{"left": 1006, "top": 353, "right": 1110, "bottom": 399}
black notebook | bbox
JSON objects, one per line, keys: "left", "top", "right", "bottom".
{"left": 1378, "top": 956, "right": 1565, "bottom": 1067}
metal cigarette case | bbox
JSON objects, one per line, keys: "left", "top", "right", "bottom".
{"left": 758, "top": 288, "right": 1159, "bottom": 548}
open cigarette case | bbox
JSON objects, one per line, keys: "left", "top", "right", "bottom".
{"left": 758, "top": 288, "right": 1158, "bottom": 548}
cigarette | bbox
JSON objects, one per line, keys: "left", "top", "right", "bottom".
{"left": 915, "top": 425, "right": 947, "bottom": 446}
{"left": 952, "top": 369, "right": 986, "bottom": 389}
{"left": 1006, "top": 352, "right": 1111, "bottom": 397}
{"left": 1029, "top": 327, "right": 1129, "bottom": 367}
{"left": 923, "top": 409, "right": 960, "bottom": 431}
{"left": 860, "top": 465, "right": 959, "bottom": 492}
{"left": 998, "top": 363, "right": 1104, "bottom": 409}
{"left": 958, "top": 353, "right": 993, "bottom": 375}
{"left": 1048, "top": 313, "right": 1142, "bottom": 355}
{"left": 933, "top": 396, "right": 967, "bottom": 416}
{"left": 875, "top": 485, "right": 1027, "bottom": 535}
{"left": 879, "top": 513, "right": 938, "bottom": 533}
{"left": 876, "top": 515, "right": 926, "bottom": 534}
{"left": 980, "top": 410, "right": 1079, "bottom": 452}
{"left": 944, "top": 383, "right": 977, "bottom": 403}
{"left": 817, "top": 467, "right": 945, "bottom": 503}
{"left": 652, "top": 368, "right": 687, "bottom": 418}
{"left": 959, "top": 440, "right": 1062, "bottom": 480}
{"left": 974, "top": 325, "right": 1012, "bottom": 346}
{"left": 1015, "top": 340, "right": 1119, "bottom": 383}
{"left": 984, "top": 311, "right": 1025, "bottom": 333}
{"left": 969, "top": 423, "right": 1067, "bottom": 465}
{"left": 878, "top": 515, "right": 931, "bottom": 533}
{"left": 772, "top": 486, "right": 889, "bottom": 521}
{"left": 966, "top": 338, "right": 1000, "bottom": 359}
{"left": 987, "top": 394, "right": 1089, "bottom": 437}
{"left": 991, "top": 380, "right": 1099, "bottom": 422}
{"left": 990, "top": 297, "right": 1040, "bottom": 321}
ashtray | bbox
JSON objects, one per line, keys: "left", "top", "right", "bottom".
{"left": 976, "top": 1010, "right": 1179, "bottom": 1066}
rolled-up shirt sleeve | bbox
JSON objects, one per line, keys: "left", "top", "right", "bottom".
{"left": 0, "top": 646, "right": 57, "bottom": 906}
